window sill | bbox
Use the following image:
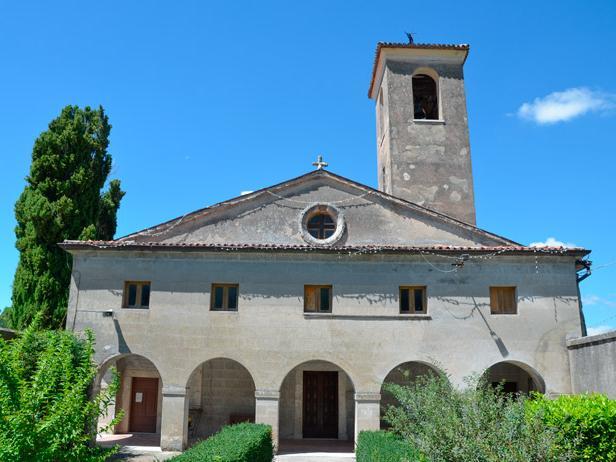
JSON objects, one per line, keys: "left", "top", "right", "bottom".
{"left": 304, "top": 313, "right": 431, "bottom": 321}
{"left": 210, "top": 309, "right": 239, "bottom": 313}
{"left": 413, "top": 119, "right": 445, "bottom": 125}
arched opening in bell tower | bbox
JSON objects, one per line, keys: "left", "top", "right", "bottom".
{"left": 412, "top": 73, "right": 438, "bottom": 120}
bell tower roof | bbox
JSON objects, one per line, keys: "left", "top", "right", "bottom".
{"left": 368, "top": 42, "right": 469, "bottom": 99}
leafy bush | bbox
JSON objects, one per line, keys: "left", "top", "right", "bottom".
{"left": 356, "top": 430, "right": 425, "bottom": 462}
{"left": 383, "top": 372, "right": 569, "bottom": 462}
{"left": 0, "top": 321, "right": 121, "bottom": 461}
{"left": 169, "top": 422, "right": 273, "bottom": 462}
{"left": 527, "top": 393, "right": 616, "bottom": 462}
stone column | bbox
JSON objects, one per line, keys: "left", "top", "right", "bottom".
{"left": 160, "top": 385, "right": 189, "bottom": 451}
{"left": 255, "top": 389, "right": 280, "bottom": 449}
{"left": 354, "top": 392, "right": 381, "bottom": 442}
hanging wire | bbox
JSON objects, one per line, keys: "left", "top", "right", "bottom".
{"left": 593, "top": 260, "right": 616, "bottom": 270}
{"left": 419, "top": 251, "right": 459, "bottom": 273}
{"left": 266, "top": 190, "right": 372, "bottom": 205}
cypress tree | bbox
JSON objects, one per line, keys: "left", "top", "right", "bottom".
{"left": 7, "top": 105, "right": 124, "bottom": 330}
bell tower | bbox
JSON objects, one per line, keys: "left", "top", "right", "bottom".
{"left": 369, "top": 42, "right": 476, "bottom": 224}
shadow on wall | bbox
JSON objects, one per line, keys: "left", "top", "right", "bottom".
{"left": 279, "top": 360, "right": 355, "bottom": 441}
{"left": 96, "top": 354, "right": 163, "bottom": 436}
{"left": 482, "top": 361, "right": 546, "bottom": 394}
{"left": 186, "top": 358, "right": 256, "bottom": 444}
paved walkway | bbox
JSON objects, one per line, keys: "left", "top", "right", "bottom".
{"left": 275, "top": 439, "right": 355, "bottom": 462}
{"left": 98, "top": 434, "right": 356, "bottom": 462}
{"left": 98, "top": 433, "right": 180, "bottom": 461}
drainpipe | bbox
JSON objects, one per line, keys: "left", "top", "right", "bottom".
{"left": 575, "top": 259, "right": 592, "bottom": 337}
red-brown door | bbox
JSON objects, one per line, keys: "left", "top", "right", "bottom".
{"left": 303, "top": 371, "right": 338, "bottom": 438}
{"left": 129, "top": 377, "right": 159, "bottom": 433}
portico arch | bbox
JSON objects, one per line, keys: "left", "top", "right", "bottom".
{"left": 379, "top": 360, "right": 443, "bottom": 428}
{"left": 483, "top": 360, "right": 546, "bottom": 394}
{"left": 278, "top": 360, "right": 355, "bottom": 442}
{"left": 185, "top": 357, "right": 256, "bottom": 444}
{"left": 95, "top": 353, "right": 163, "bottom": 436}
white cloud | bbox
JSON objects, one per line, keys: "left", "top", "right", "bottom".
{"left": 240, "top": 191, "right": 253, "bottom": 196}
{"left": 583, "top": 294, "right": 616, "bottom": 308}
{"left": 586, "top": 325, "right": 615, "bottom": 336}
{"left": 529, "top": 237, "right": 576, "bottom": 248}
{"left": 517, "top": 87, "right": 614, "bottom": 124}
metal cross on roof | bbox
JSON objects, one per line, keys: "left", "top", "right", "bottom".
{"left": 312, "top": 155, "right": 328, "bottom": 170}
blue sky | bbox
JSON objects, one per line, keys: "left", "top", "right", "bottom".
{"left": 0, "top": 1, "right": 614, "bottom": 332}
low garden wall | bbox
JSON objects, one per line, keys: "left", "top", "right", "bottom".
{"left": 568, "top": 330, "right": 616, "bottom": 398}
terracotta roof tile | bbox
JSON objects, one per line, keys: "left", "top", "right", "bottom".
{"left": 59, "top": 240, "right": 589, "bottom": 257}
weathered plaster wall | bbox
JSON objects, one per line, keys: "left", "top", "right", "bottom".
{"left": 70, "top": 250, "right": 581, "bottom": 448}
{"left": 380, "top": 61, "right": 475, "bottom": 224}
{"left": 567, "top": 331, "right": 616, "bottom": 398}
{"left": 129, "top": 179, "right": 507, "bottom": 248}
{"left": 69, "top": 250, "right": 580, "bottom": 393}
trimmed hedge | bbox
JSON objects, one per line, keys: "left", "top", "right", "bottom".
{"left": 169, "top": 423, "right": 273, "bottom": 462}
{"left": 527, "top": 393, "right": 616, "bottom": 462}
{"left": 356, "top": 431, "right": 425, "bottom": 462}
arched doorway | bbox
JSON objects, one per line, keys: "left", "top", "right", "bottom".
{"left": 96, "top": 354, "right": 163, "bottom": 436}
{"left": 186, "top": 358, "right": 256, "bottom": 444}
{"left": 380, "top": 361, "right": 441, "bottom": 428}
{"left": 278, "top": 360, "right": 355, "bottom": 442}
{"left": 484, "top": 361, "right": 546, "bottom": 394}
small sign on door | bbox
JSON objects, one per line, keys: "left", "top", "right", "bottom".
{"left": 135, "top": 392, "right": 143, "bottom": 403}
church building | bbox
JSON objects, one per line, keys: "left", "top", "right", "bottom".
{"left": 62, "top": 41, "right": 589, "bottom": 451}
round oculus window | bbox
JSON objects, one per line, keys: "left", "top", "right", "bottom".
{"left": 299, "top": 204, "right": 345, "bottom": 245}
{"left": 307, "top": 213, "right": 336, "bottom": 239}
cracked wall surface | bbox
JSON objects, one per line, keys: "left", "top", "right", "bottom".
{"left": 377, "top": 60, "right": 476, "bottom": 224}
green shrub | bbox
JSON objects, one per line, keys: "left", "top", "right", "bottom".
{"left": 0, "top": 320, "right": 121, "bottom": 461}
{"left": 169, "top": 422, "right": 273, "bottom": 462}
{"left": 383, "top": 373, "right": 569, "bottom": 462}
{"left": 527, "top": 393, "right": 616, "bottom": 462}
{"left": 356, "top": 430, "right": 425, "bottom": 462}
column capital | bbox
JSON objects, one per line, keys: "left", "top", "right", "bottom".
{"left": 354, "top": 392, "right": 381, "bottom": 402}
{"left": 255, "top": 389, "right": 280, "bottom": 400}
{"left": 162, "top": 384, "right": 187, "bottom": 397}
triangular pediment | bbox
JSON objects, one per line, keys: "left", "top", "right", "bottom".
{"left": 115, "top": 170, "right": 517, "bottom": 248}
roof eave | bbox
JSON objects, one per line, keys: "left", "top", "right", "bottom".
{"left": 58, "top": 240, "right": 591, "bottom": 258}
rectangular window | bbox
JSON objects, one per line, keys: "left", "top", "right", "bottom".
{"left": 123, "top": 281, "right": 151, "bottom": 308}
{"left": 490, "top": 286, "right": 517, "bottom": 314}
{"left": 399, "top": 286, "right": 427, "bottom": 314}
{"left": 304, "top": 285, "right": 332, "bottom": 313}
{"left": 211, "top": 284, "right": 239, "bottom": 311}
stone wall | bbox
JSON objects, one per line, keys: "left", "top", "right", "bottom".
{"left": 568, "top": 331, "right": 616, "bottom": 398}
{"left": 187, "top": 358, "right": 256, "bottom": 440}
{"left": 379, "top": 60, "right": 476, "bottom": 224}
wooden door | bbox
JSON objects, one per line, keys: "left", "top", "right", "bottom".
{"left": 303, "top": 371, "right": 338, "bottom": 438}
{"left": 129, "top": 377, "right": 159, "bottom": 433}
